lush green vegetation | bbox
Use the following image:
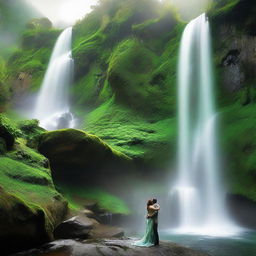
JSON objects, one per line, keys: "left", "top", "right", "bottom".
{"left": 59, "top": 185, "right": 131, "bottom": 214}
{"left": 69, "top": 0, "right": 183, "bottom": 170}
{"left": 0, "top": 114, "right": 68, "bottom": 246}
{"left": 0, "top": 0, "right": 256, "bottom": 210}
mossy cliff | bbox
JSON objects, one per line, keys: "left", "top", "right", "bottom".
{"left": 0, "top": 115, "right": 68, "bottom": 254}
{"left": 71, "top": 0, "right": 182, "bottom": 169}
{"left": 209, "top": 0, "right": 256, "bottom": 200}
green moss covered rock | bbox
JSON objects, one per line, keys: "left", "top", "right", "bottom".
{"left": 84, "top": 97, "right": 176, "bottom": 169}
{"left": 0, "top": 155, "right": 68, "bottom": 254}
{"left": 0, "top": 116, "right": 68, "bottom": 254}
{"left": 0, "top": 114, "right": 21, "bottom": 149}
{"left": 38, "top": 129, "right": 133, "bottom": 185}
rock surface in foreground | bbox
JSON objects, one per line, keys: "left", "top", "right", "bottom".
{"left": 12, "top": 238, "right": 210, "bottom": 256}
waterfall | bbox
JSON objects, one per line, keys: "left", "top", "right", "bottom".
{"left": 170, "top": 13, "right": 238, "bottom": 235}
{"left": 33, "top": 27, "right": 75, "bottom": 130}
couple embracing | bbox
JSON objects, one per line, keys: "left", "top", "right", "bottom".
{"left": 134, "top": 198, "right": 160, "bottom": 247}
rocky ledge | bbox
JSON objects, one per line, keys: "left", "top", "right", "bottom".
{"left": 12, "top": 238, "right": 209, "bottom": 256}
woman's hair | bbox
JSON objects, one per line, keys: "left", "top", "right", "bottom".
{"left": 147, "top": 199, "right": 153, "bottom": 208}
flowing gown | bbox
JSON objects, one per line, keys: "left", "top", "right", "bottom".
{"left": 133, "top": 217, "right": 156, "bottom": 247}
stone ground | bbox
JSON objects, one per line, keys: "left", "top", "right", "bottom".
{"left": 12, "top": 238, "right": 210, "bottom": 256}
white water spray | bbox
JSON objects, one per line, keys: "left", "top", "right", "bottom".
{"left": 170, "top": 13, "right": 238, "bottom": 236}
{"left": 33, "top": 27, "right": 75, "bottom": 130}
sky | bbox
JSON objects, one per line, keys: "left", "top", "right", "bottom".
{"left": 25, "top": 0, "right": 98, "bottom": 27}
{"left": 24, "top": 0, "right": 212, "bottom": 27}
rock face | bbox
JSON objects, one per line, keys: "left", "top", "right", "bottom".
{"left": 211, "top": 0, "right": 256, "bottom": 102}
{"left": 11, "top": 238, "right": 210, "bottom": 256}
{"left": 227, "top": 194, "right": 256, "bottom": 229}
{"left": 38, "top": 129, "right": 133, "bottom": 185}
{"left": 218, "top": 25, "right": 256, "bottom": 97}
{"left": 207, "top": 0, "right": 256, "bottom": 204}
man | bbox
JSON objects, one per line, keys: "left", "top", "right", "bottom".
{"left": 150, "top": 198, "right": 160, "bottom": 245}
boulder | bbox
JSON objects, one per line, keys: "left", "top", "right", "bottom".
{"left": 0, "top": 153, "right": 68, "bottom": 254}
{"left": 54, "top": 216, "right": 94, "bottom": 239}
{"left": 0, "top": 183, "right": 67, "bottom": 255}
{"left": 90, "top": 224, "right": 124, "bottom": 238}
{"left": 38, "top": 129, "right": 133, "bottom": 185}
{"left": 82, "top": 209, "right": 96, "bottom": 219}
{"left": 0, "top": 114, "right": 20, "bottom": 149}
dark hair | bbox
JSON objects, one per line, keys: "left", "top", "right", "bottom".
{"left": 152, "top": 198, "right": 157, "bottom": 204}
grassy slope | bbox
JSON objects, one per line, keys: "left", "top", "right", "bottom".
{"left": 72, "top": 0, "right": 182, "bottom": 169}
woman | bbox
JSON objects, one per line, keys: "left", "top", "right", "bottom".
{"left": 133, "top": 199, "right": 160, "bottom": 247}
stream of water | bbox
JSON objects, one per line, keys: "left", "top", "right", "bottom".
{"left": 169, "top": 13, "right": 238, "bottom": 235}
{"left": 33, "top": 27, "right": 75, "bottom": 130}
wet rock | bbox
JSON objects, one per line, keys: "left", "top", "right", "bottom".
{"left": 90, "top": 224, "right": 125, "bottom": 239}
{"left": 227, "top": 194, "right": 256, "bottom": 229}
{"left": 11, "top": 238, "right": 210, "bottom": 256}
{"left": 82, "top": 209, "right": 96, "bottom": 219}
{"left": 54, "top": 216, "right": 94, "bottom": 239}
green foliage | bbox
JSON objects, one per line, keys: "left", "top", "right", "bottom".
{"left": 0, "top": 57, "right": 9, "bottom": 109}
{"left": 73, "top": 40, "right": 101, "bottom": 80}
{"left": 0, "top": 114, "right": 20, "bottom": 136}
{"left": 0, "top": 155, "right": 67, "bottom": 237}
{"left": 38, "top": 128, "right": 131, "bottom": 164}
{"left": 72, "top": 64, "right": 105, "bottom": 106}
{"left": 220, "top": 103, "right": 256, "bottom": 200}
{"left": 0, "top": 156, "right": 52, "bottom": 188}
{"left": 107, "top": 38, "right": 157, "bottom": 110}
{"left": 8, "top": 47, "right": 52, "bottom": 91}
{"left": 59, "top": 185, "right": 131, "bottom": 214}
{"left": 26, "top": 18, "right": 52, "bottom": 30}
{"left": 0, "top": 114, "right": 21, "bottom": 149}
{"left": 209, "top": 0, "right": 256, "bottom": 36}
{"left": 209, "top": 0, "right": 241, "bottom": 17}
{"left": 0, "top": 114, "right": 67, "bottom": 239}
{"left": 82, "top": 97, "right": 176, "bottom": 167}
{"left": 6, "top": 137, "right": 48, "bottom": 169}
{"left": 70, "top": 0, "right": 183, "bottom": 170}
{"left": 22, "top": 28, "right": 60, "bottom": 50}
{"left": 18, "top": 119, "right": 45, "bottom": 148}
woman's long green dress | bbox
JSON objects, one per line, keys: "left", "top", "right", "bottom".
{"left": 133, "top": 218, "right": 156, "bottom": 247}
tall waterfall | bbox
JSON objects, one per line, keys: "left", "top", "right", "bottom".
{"left": 170, "top": 13, "right": 237, "bottom": 235}
{"left": 33, "top": 27, "right": 75, "bottom": 130}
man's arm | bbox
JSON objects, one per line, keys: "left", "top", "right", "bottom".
{"left": 149, "top": 204, "right": 160, "bottom": 211}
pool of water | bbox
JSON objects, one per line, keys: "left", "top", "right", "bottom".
{"left": 160, "top": 230, "right": 256, "bottom": 256}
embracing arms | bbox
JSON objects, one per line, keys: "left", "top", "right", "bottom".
{"left": 147, "top": 204, "right": 160, "bottom": 218}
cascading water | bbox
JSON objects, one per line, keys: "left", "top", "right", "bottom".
{"left": 170, "top": 13, "right": 238, "bottom": 235}
{"left": 33, "top": 27, "right": 75, "bottom": 130}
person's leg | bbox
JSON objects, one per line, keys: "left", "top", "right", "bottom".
{"left": 153, "top": 223, "right": 159, "bottom": 245}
